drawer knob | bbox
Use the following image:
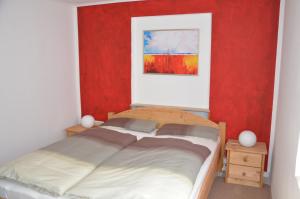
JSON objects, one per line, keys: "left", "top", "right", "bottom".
{"left": 243, "top": 156, "right": 248, "bottom": 162}
{"left": 242, "top": 172, "right": 246, "bottom": 176}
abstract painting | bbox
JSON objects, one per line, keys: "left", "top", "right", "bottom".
{"left": 143, "top": 29, "right": 199, "bottom": 75}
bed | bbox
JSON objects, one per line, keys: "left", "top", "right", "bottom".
{"left": 106, "top": 107, "right": 226, "bottom": 199}
{"left": 0, "top": 107, "right": 226, "bottom": 199}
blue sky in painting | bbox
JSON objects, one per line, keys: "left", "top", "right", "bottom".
{"left": 143, "top": 30, "right": 198, "bottom": 54}
{"left": 144, "top": 31, "right": 152, "bottom": 47}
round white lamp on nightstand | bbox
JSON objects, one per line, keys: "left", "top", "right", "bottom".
{"left": 81, "top": 115, "right": 95, "bottom": 128}
{"left": 238, "top": 130, "right": 257, "bottom": 147}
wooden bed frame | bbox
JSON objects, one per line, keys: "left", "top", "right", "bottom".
{"left": 108, "top": 107, "right": 226, "bottom": 199}
{"left": 0, "top": 107, "right": 225, "bottom": 199}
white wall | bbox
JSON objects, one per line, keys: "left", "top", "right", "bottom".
{"left": 271, "top": 0, "right": 300, "bottom": 198}
{"left": 131, "top": 14, "right": 212, "bottom": 109}
{"left": 0, "top": 0, "right": 79, "bottom": 164}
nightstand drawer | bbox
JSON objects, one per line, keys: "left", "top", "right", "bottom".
{"left": 230, "top": 151, "right": 262, "bottom": 167}
{"left": 228, "top": 164, "right": 261, "bottom": 182}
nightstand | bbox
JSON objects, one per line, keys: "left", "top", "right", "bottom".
{"left": 225, "top": 139, "right": 267, "bottom": 187}
{"left": 65, "top": 125, "right": 90, "bottom": 137}
{"left": 65, "top": 121, "right": 104, "bottom": 137}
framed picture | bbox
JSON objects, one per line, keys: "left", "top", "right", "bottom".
{"left": 143, "top": 29, "right": 199, "bottom": 75}
{"left": 131, "top": 13, "right": 212, "bottom": 109}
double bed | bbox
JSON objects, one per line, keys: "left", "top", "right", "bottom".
{"left": 0, "top": 107, "right": 226, "bottom": 199}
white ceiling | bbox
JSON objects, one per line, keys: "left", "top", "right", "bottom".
{"left": 61, "top": 0, "right": 111, "bottom": 3}
{"left": 56, "top": 0, "right": 142, "bottom": 6}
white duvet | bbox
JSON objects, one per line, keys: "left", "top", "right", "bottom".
{"left": 0, "top": 150, "right": 95, "bottom": 196}
{"left": 0, "top": 127, "right": 138, "bottom": 197}
{"left": 0, "top": 133, "right": 218, "bottom": 199}
{"left": 67, "top": 135, "right": 218, "bottom": 199}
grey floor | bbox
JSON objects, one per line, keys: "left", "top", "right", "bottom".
{"left": 208, "top": 177, "right": 271, "bottom": 199}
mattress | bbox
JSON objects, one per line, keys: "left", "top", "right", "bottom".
{"left": 0, "top": 129, "right": 218, "bottom": 199}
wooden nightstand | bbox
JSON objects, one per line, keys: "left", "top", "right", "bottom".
{"left": 66, "top": 121, "right": 104, "bottom": 137}
{"left": 65, "top": 125, "right": 89, "bottom": 137}
{"left": 225, "top": 139, "right": 267, "bottom": 187}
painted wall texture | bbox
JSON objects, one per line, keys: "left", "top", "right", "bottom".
{"left": 0, "top": 0, "right": 79, "bottom": 164}
{"left": 271, "top": 0, "right": 300, "bottom": 197}
{"left": 78, "top": 0, "right": 280, "bottom": 169}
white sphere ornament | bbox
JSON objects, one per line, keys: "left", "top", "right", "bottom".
{"left": 81, "top": 115, "right": 95, "bottom": 128}
{"left": 238, "top": 130, "right": 257, "bottom": 147}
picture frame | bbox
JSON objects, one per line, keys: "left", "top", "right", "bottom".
{"left": 131, "top": 13, "right": 212, "bottom": 109}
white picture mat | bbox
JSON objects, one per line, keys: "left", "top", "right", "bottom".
{"left": 131, "top": 13, "right": 212, "bottom": 109}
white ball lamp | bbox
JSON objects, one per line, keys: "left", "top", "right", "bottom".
{"left": 238, "top": 130, "right": 257, "bottom": 147}
{"left": 81, "top": 115, "right": 95, "bottom": 128}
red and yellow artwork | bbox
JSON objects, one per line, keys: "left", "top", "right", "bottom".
{"left": 143, "top": 30, "right": 199, "bottom": 75}
{"left": 144, "top": 54, "right": 198, "bottom": 75}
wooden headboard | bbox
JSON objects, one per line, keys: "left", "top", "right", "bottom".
{"left": 108, "top": 107, "right": 226, "bottom": 171}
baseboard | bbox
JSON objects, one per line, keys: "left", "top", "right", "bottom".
{"left": 264, "top": 172, "right": 271, "bottom": 185}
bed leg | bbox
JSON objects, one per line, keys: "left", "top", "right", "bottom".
{"left": 218, "top": 122, "right": 226, "bottom": 172}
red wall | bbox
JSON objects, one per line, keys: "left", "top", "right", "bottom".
{"left": 78, "top": 0, "right": 280, "bottom": 169}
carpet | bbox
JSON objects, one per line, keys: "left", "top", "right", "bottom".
{"left": 208, "top": 177, "right": 271, "bottom": 199}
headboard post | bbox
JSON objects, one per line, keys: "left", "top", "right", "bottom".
{"left": 218, "top": 122, "right": 226, "bottom": 172}
{"left": 108, "top": 112, "right": 115, "bottom": 119}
